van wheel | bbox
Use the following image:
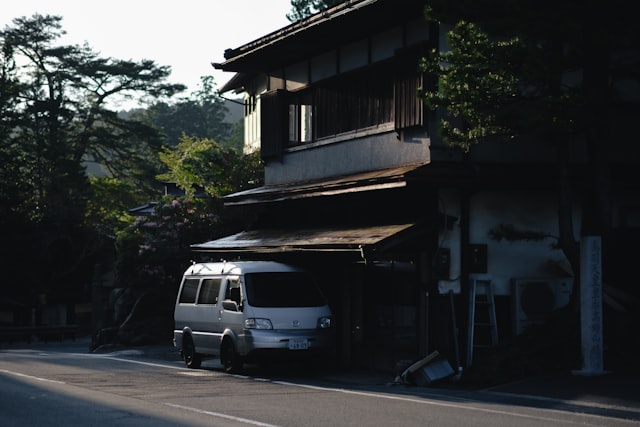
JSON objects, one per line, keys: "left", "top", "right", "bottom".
{"left": 183, "top": 335, "right": 202, "bottom": 369}
{"left": 221, "top": 339, "right": 242, "bottom": 374}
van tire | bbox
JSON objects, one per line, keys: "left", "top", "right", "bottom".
{"left": 182, "top": 335, "right": 202, "bottom": 369}
{"left": 221, "top": 339, "right": 242, "bottom": 374}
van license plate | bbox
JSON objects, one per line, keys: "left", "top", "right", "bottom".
{"left": 288, "top": 339, "right": 309, "bottom": 350}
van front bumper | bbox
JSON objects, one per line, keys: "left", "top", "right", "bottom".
{"left": 240, "top": 328, "right": 334, "bottom": 355}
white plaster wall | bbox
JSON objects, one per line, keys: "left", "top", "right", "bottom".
{"left": 406, "top": 18, "right": 430, "bottom": 45}
{"left": 371, "top": 26, "right": 403, "bottom": 62}
{"left": 311, "top": 50, "right": 337, "bottom": 82}
{"left": 286, "top": 61, "right": 309, "bottom": 90}
{"left": 264, "top": 128, "right": 430, "bottom": 184}
{"left": 339, "top": 39, "right": 368, "bottom": 73}
{"left": 438, "top": 189, "right": 577, "bottom": 296}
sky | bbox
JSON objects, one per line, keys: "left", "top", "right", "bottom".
{"left": 1, "top": 0, "right": 293, "bottom": 108}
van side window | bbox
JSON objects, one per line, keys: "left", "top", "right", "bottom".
{"left": 224, "top": 279, "right": 242, "bottom": 308}
{"left": 179, "top": 278, "right": 199, "bottom": 304}
{"left": 198, "top": 278, "right": 221, "bottom": 305}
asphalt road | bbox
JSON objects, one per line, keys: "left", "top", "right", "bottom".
{"left": 1, "top": 340, "right": 638, "bottom": 426}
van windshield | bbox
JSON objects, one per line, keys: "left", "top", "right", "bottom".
{"left": 244, "top": 272, "right": 327, "bottom": 308}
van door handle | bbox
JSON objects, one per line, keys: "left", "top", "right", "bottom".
{"left": 218, "top": 310, "right": 223, "bottom": 319}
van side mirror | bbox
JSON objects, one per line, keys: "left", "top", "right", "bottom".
{"left": 222, "top": 299, "right": 239, "bottom": 312}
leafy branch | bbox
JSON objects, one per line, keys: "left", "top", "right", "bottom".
{"left": 488, "top": 223, "right": 558, "bottom": 248}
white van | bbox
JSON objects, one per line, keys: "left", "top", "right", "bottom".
{"left": 173, "top": 261, "right": 334, "bottom": 372}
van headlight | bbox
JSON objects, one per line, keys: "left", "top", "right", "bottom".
{"left": 245, "top": 318, "right": 273, "bottom": 329}
{"left": 317, "top": 316, "right": 332, "bottom": 329}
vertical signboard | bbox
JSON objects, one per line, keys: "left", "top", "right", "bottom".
{"left": 575, "top": 236, "right": 605, "bottom": 375}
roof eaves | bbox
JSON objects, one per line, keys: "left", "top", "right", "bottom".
{"left": 211, "top": 0, "right": 380, "bottom": 72}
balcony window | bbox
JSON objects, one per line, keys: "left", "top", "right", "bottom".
{"left": 260, "top": 57, "right": 425, "bottom": 160}
{"left": 289, "top": 92, "right": 313, "bottom": 145}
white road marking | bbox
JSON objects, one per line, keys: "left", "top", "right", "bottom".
{"left": 80, "top": 354, "right": 185, "bottom": 370}
{"left": 0, "top": 368, "right": 65, "bottom": 384}
{"left": 164, "top": 403, "right": 281, "bottom": 427}
{"left": 177, "top": 371, "right": 219, "bottom": 377}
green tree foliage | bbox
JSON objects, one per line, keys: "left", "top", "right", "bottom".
{"left": 420, "top": 1, "right": 639, "bottom": 268}
{"left": 85, "top": 177, "right": 138, "bottom": 237}
{"left": 139, "top": 76, "right": 235, "bottom": 149}
{"left": 226, "top": 117, "right": 245, "bottom": 154}
{"left": 0, "top": 14, "right": 185, "bottom": 302}
{"left": 115, "top": 197, "right": 226, "bottom": 290}
{"left": 0, "top": 14, "right": 186, "bottom": 224}
{"left": 157, "top": 135, "right": 264, "bottom": 198}
{"left": 420, "top": 21, "right": 543, "bottom": 152}
{"left": 286, "top": 0, "right": 345, "bottom": 21}
{"left": 113, "top": 134, "right": 262, "bottom": 294}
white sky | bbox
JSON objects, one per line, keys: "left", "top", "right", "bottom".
{"left": 1, "top": 0, "right": 292, "bottom": 108}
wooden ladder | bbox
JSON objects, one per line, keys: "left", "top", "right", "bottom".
{"left": 467, "top": 279, "right": 499, "bottom": 365}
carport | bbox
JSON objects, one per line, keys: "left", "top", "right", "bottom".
{"left": 190, "top": 222, "right": 437, "bottom": 372}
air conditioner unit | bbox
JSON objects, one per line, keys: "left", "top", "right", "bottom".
{"left": 512, "top": 277, "right": 574, "bottom": 336}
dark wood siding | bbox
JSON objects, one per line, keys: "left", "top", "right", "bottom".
{"left": 395, "top": 71, "right": 424, "bottom": 130}
{"left": 394, "top": 45, "right": 427, "bottom": 131}
{"left": 260, "top": 89, "right": 288, "bottom": 160}
{"left": 315, "top": 62, "right": 394, "bottom": 140}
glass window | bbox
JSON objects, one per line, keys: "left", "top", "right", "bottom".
{"left": 179, "top": 278, "right": 199, "bottom": 304}
{"left": 197, "top": 278, "right": 221, "bottom": 305}
{"left": 288, "top": 93, "right": 313, "bottom": 145}
{"left": 223, "top": 278, "right": 243, "bottom": 309}
{"left": 287, "top": 61, "right": 395, "bottom": 145}
{"left": 244, "top": 272, "right": 327, "bottom": 308}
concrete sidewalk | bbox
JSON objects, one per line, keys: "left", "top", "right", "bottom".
{"left": 483, "top": 372, "right": 640, "bottom": 412}
{"left": 299, "top": 366, "right": 640, "bottom": 423}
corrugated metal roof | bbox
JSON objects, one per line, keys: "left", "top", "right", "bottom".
{"left": 223, "top": 164, "right": 426, "bottom": 206}
{"left": 191, "top": 223, "right": 418, "bottom": 257}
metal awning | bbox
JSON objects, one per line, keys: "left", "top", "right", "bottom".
{"left": 191, "top": 223, "right": 427, "bottom": 260}
{"left": 223, "top": 164, "right": 426, "bottom": 206}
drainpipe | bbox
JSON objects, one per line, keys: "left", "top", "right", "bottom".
{"left": 460, "top": 190, "right": 472, "bottom": 368}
